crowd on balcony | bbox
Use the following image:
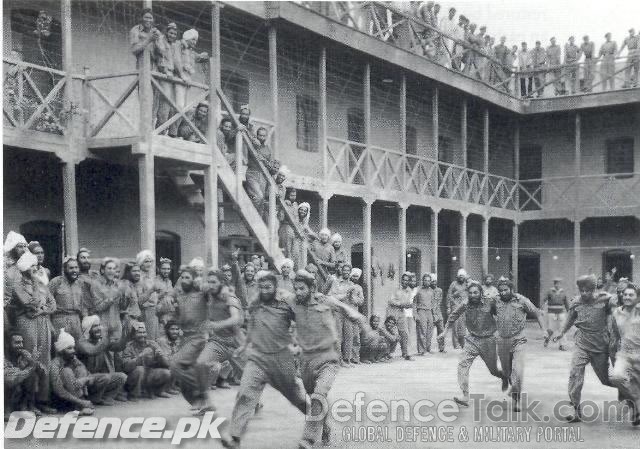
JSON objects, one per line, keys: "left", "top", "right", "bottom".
{"left": 301, "top": 1, "right": 640, "bottom": 96}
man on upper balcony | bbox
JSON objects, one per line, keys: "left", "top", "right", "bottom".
{"left": 564, "top": 36, "right": 581, "bottom": 95}
{"left": 599, "top": 33, "right": 618, "bottom": 90}
{"left": 245, "top": 126, "right": 276, "bottom": 216}
{"left": 177, "top": 102, "right": 208, "bottom": 144}
{"left": 619, "top": 28, "right": 639, "bottom": 88}
{"left": 546, "top": 37, "right": 562, "bottom": 95}
{"left": 581, "top": 36, "right": 596, "bottom": 92}
{"left": 129, "top": 8, "right": 163, "bottom": 70}
{"left": 493, "top": 36, "right": 510, "bottom": 88}
{"left": 438, "top": 7, "right": 458, "bottom": 68}
{"left": 518, "top": 42, "right": 533, "bottom": 97}
{"left": 175, "top": 29, "right": 208, "bottom": 119}
{"left": 156, "top": 22, "right": 180, "bottom": 136}
{"left": 531, "top": 40, "right": 547, "bottom": 97}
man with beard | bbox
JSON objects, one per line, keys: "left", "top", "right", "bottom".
{"left": 49, "top": 329, "right": 95, "bottom": 415}
{"left": 175, "top": 28, "right": 208, "bottom": 114}
{"left": 156, "top": 257, "right": 176, "bottom": 325}
{"left": 331, "top": 233, "right": 348, "bottom": 268}
{"left": 447, "top": 269, "right": 469, "bottom": 349}
{"left": 218, "top": 117, "right": 236, "bottom": 167}
{"left": 278, "top": 259, "right": 295, "bottom": 293}
{"left": 122, "top": 322, "right": 172, "bottom": 401}
{"left": 245, "top": 126, "right": 274, "bottom": 215}
{"left": 231, "top": 250, "right": 256, "bottom": 309}
{"left": 483, "top": 274, "right": 499, "bottom": 300}
{"left": 4, "top": 231, "right": 28, "bottom": 330}
{"left": 157, "top": 320, "right": 182, "bottom": 394}
{"left": 156, "top": 22, "right": 179, "bottom": 135}
{"left": 414, "top": 273, "right": 439, "bottom": 355}
{"left": 74, "top": 315, "right": 127, "bottom": 405}
{"left": 430, "top": 273, "right": 446, "bottom": 353}
{"left": 552, "top": 275, "right": 614, "bottom": 422}
{"left": 386, "top": 272, "right": 415, "bottom": 360}
{"left": 170, "top": 267, "right": 216, "bottom": 414}
{"left": 494, "top": 277, "right": 548, "bottom": 412}
{"left": 4, "top": 331, "right": 45, "bottom": 417}
{"left": 222, "top": 272, "right": 307, "bottom": 448}
{"left": 12, "top": 251, "right": 57, "bottom": 413}
{"left": 313, "top": 228, "right": 336, "bottom": 274}
{"left": 198, "top": 271, "right": 243, "bottom": 389}
{"left": 49, "top": 257, "right": 84, "bottom": 342}
{"left": 438, "top": 281, "right": 504, "bottom": 407}
{"left": 328, "top": 263, "right": 357, "bottom": 366}
{"left": 178, "top": 102, "right": 209, "bottom": 143}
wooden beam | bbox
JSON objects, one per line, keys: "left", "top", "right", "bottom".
{"left": 431, "top": 207, "right": 440, "bottom": 274}
{"left": 320, "top": 47, "right": 327, "bottom": 182}
{"left": 460, "top": 212, "right": 468, "bottom": 269}
{"left": 268, "top": 24, "right": 279, "bottom": 157}
{"left": 319, "top": 193, "right": 331, "bottom": 230}
{"left": 513, "top": 121, "right": 520, "bottom": 180}
{"left": 364, "top": 63, "right": 371, "bottom": 145}
{"left": 363, "top": 198, "right": 373, "bottom": 315}
{"left": 400, "top": 73, "right": 407, "bottom": 153}
{"left": 61, "top": 160, "right": 79, "bottom": 256}
{"left": 210, "top": 2, "right": 223, "bottom": 239}
{"left": 398, "top": 203, "right": 408, "bottom": 274}
{"left": 512, "top": 221, "right": 519, "bottom": 291}
{"left": 138, "top": 154, "right": 156, "bottom": 253}
{"left": 204, "top": 165, "right": 218, "bottom": 267}
{"left": 574, "top": 219, "right": 581, "bottom": 284}
{"left": 483, "top": 107, "right": 489, "bottom": 174}
{"left": 482, "top": 215, "right": 490, "bottom": 275}
{"left": 432, "top": 87, "right": 439, "bottom": 160}
{"left": 461, "top": 98, "right": 468, "bottom": 167}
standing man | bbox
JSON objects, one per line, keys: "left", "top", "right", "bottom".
{"left": 438, "top": 281, "right": 505, "bottom": 406}
{"left": 546, "top": 37, "right": 562, "bottom": 95}
{"left": 175, "top": 29, "right": 208, "bottom": 115}
{"left": 564, "top": 36, "right": 581, "bottom": 94}
{"left": 430, "top": 274, "right": 446, "bottom": 353}
{"left": 386, "top": 272, "right": 415, "bottom": 360}
{"left": 245, "top": 126, "right": 274, "bottom": 216}
{"left": 156, "top": 22, "right": 179, "bottom": 135}
{"left": 331, "top": 233, "right": 349, "bottom": 268}
{"left": 531, "top": 41, "right": 547, "bottom": 97}
{"left": 4, "top": 231, "right": 28, "bottom": 330}
{"left": 599, "top": 33, "right": 618, "bottom": 90}
{"left": 313, "top": 228, "right": 336, "bottom": 274}
{"left": 231, "top": 250, "right": 257, "bottom": 309}
{"left": 447, "top": 269, "right": 469, "bottom": 349}
{"left": 619, "top": 28, "right": 639, "bottom": 88}
{"left": 438, "top": 7, "right": 458, "bottom": 68}
{"left": 580, "top": 36, "right": 596, "bottom": 92}
{"left": 493, "top": 36, "right": 510, "bottom": 88}
{"left": 542, "top": 277, "right": 570, "bottom": 350}
{"left": 49, "top": 257, "right": 85, "bottom": 342}
{"left": 518, "top": 42, "right": 533, "bottom": 97}
{"left": 349, "top": 268, "right": 365, "bottom": 363}
{"left": 129, "top": 8, "right": 162, "bottom": 70}
{"left": 414, "top": 274, "right": 439, "bottom": 355}
{"left": 493, "top": 277, "right": 548, "bottom": 411}
{"left": 328, "top": 263, "right": 357, "bottom": 366}
{"left": 552, "top": 275, "right": 614, "bottom": 422}
{"left": 483, "top": 274, "right": 499, "bottom": 300}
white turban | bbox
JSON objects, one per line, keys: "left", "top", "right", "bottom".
{"left": 350, "top": 268, "right": 362, "bottom": 279}
{"left": 298, "top": 202, "right": 310, "bottom": 211}
{"left": 183, "top": 28, "right": 198, "bottom": 41}
{"left": 82, "top": 315, "right": 100, "bottom": 339}
{"left": 457, "top": 268, "right": 468, "bottom": 277}
{"left": 281, "top": 258, "right": 294, "bottom": 270}
{"left": 54, "top": 328, "right": 75, "bottom": 352}
{"left": 319, "top": 228, "right": 331, "bottom": 237}
{"left": 17, "top": 251, "right": 38, "bottom": 272}
{"left": 188, "top": 257, "right": 205, "bottom": 268}
{"left": 278, "top": 165, "right": 291, "bottom": 177}
{"left": 430, "top": 273, "right": 437, "bottom": 282}
{"left": 331, "top": 233, "right": 342, "bottom": 243}
{"left": 4, "top": 231, "right": 27, "bottom": 253}
{"left": 136, "top": 249, "right": 154, "bottom": 266}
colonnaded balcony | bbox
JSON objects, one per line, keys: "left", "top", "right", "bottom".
{"left": 297, "top": 1, "right": 640, "bottom": 99}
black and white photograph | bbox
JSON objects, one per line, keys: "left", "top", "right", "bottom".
{"left": 2, "top": 1, "right": 640, "bottom": 448}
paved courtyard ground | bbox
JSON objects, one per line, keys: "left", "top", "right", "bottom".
{"left": 5, "top": 323, "right": 640, "bottom": 449}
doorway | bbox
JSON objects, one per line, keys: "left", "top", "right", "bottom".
{"left": 351, "top": 243, "right": 372, "bottom": 315}
{"left": 156, "top": 231, "right": 181, "bottom": 283}
{"left": 603, "top": 249, "right": 633, "bottom": 281}
{"left": 20, "top": 220, "right": 62, "bottom": 277}
{"left": 518, "top": 251, "right": 541, "bottom": 308}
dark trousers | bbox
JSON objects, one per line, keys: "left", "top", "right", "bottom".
{"left": 520, "top": 76, "right": 533, "bottom": 97}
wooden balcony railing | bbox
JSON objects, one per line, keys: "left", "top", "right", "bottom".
{"left": 3, "top": 58, "right": 69, "bottom": 135}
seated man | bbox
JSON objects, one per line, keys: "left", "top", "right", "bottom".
{"left": 49, "top": 329, "right": 95, "bottom": 415}
{"left": 122, "top": 322, "right": 172, "bottom": 401}
{"left": 76, "top": 315, "right": 128, "bottom": 403}
{"left": 177, "top": 102, "right": 208, "bottom": 143}
{"left": 4, "top": 331, "right": 45, "bottom": 417}
{"left": 156, "top": 320, "right": 182, "bottom": 394}
{"left": 379, "top": 316, "right": 400, "bottom": 360}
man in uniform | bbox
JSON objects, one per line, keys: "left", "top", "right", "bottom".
{"left": 328, "top": 263, "right": 357, "bottom": 366}
{"left": 546, "top": 37, "right": 562, "bottom": 95}
{"left": 494, "top": 277, "right": 548, "bottom": 411}
{"left": 619, "top": 28, "right": 639, "bottom": 88}
{"left": 580, "top": 36, "right": 596, "bottom": 92}
{"left": 414, "top": 274, "right": 440, "bottom": 355}
{"left": 542, "top": 277, "right": 570, "bottom": 350}
{"left": 531, "top": 40, "right": 547, "bottom": 96}
{"left": 313, "top": 228, "right": 336, "bottom": 274}
{"left": 177, "top": 102, "right": 209, "bottom": 143}
{"left": 564, "top": 36, "right": 581, "bottom": 94}
{"left": 231, "top": 250, "right": 256, "bottom": 308}
{"left": 447, "top": 268, "right": 469, "bottom": 349}
{"left": 4, "top": 331, "right": 44, "bottom": 417}
{"left": 552, "top": 275, "right": 614, "bottom": 422}
{"left": 438, "top": 281, "right": 505, "bottom": 406}
{"left": 518, "top": 42, "right": 533, "bottom": 97}
{"left": 387, "top": 272, "right": 415, "bottom": 360}
{"left": 599, "top": 33, "right": 618, "bottom": 90}
{"left": 49, "top": 257, "right": 85, "bottom": 342}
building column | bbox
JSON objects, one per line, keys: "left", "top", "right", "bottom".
{"left": 574, "top": 218, "right": 582, "bottom": 284}
{"left": 319, "top": 47, "right": 327, "bottom": 181}
{"left": 461, "top": 98, "right": 468, "bottom": 168}
{"left": 482, "top": 215, "right": 490, "bottom": 276}
{"left": 483, "top": 107, "right": 490, "bottom": 174}
{"left": 431, "top": 207, "right": 440, "bottom": 274}
{"left": 204, "top": 165, "right": 218, "bottom": 267}
{"left": 363, "top": 198, "right": 373, "bottom": 315}
{"left": 138, "top": 154, "right": 155, "bottom": 253}
{"left": 432, "top": 87, "right": 439, "bottom": 159}
{"left": 460, "top": 212, "right": 468, "bottom": 269}
{"left": 363, "top": 63, "right": 371, "bottom": 187}
{"left": 400, "top": 73, "right": 407, "bottom": 153}
{"left": 398, "top": 203, "right": 408, "bottom": 274}
{"left": 514, "top": 121, "right": 520, "bottom": 207}
{"left": 319, "top": 191, "right": 332, "bottom": 230}
{"left": 268, "top": 24, "right": 279, "bottom": 157}
{"left": 574, "top": 112, "right": 581, "bottom": 213}
{"left": 512, "top": 220, "right": 519, "bottom": 291}
{"left": 61, "top": 159, "right": 79, "bottom": 257}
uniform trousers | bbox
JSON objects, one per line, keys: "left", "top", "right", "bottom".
{"left": 458, "top": 334, "right": 502, "bottom": 394}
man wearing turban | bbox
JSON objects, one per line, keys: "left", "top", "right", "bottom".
{"left": 386, "top": 271, "right": 415, "bottom": 360}
{"left": 552, "top": 274, "right": 615, "bottom": 422}
{"left": 447, "top": 268, "right": 469, "bottom": 349}
{"left": 4, "top": 231, "right": 28, "bottom": 329}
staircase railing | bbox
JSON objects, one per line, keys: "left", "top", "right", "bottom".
{"left": 215, "top": 87, "right": 330, "bottom": 283}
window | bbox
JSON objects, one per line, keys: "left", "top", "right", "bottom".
{"left": 406, "top": 125, "right": 417, "bottom": 155}
{"left": 347, "top": 107, "right": 364, "bottom": 143}
{"left": 221, "top": 70, "right": 250, "bottom": 113}
{"left": 606, "top": 138, "right": 634, "bottom": 177}
{"left": 438, "top": 136, "right": 453, "bottom": 164}
{"left": 296, "top": 95, "right": 318, "bottom": 152}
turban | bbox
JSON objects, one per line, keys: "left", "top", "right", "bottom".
{"left": 132, "top": 321, "right": 147, "bottom": 334}
{"left": 576, "top": 275, "right": 597, "bottom": 291}
{"left": 497, "top": 276, "right": 513, "bottom": 288}
{"left": 183, "top": 28, "right": 198, "bottom": 41}
{"left": 256, "top": 270, "right": 277, "bottom": 284}
{"left": 136, "top": 250, "right": 154, "bottom": 266}
{"left": 221, "top": 264, "right": 232, "bottom": 271}
{"left": 4, "top": 231, "right": 27, "bottom": 252}
{"left": 430, "top": 273, "right": 437, "bottom": 282}
{"left": 298, "top": 202, "right": 310, "bottom": 211}
{"left": 278, "top": 165, "right": 291, "bottom": 177}
{"left": 54, "top": 328, "right": 75, "bottom": 352}
{"left": 350, "top": 268, "right": 362, "bottom": 280}
{"left": 319, "top": 228, "right": 331, "bottom": 237}
{"left": 17, "top": 252, "right": 38, "bottom": 272}
{"left": 467, "top": 280, "right": 483, "bottom": 290}
{"left": 188, "top": 257, "right": 205, "bottom": 268}
{"left": 240, "top": 104, "right": 251, "bottom": 113}
{"left": 159, "top": 257, "right": 172, "bottom": 265}
{"left": 101, "top": 257, "right": 119, "bottom": 269}
{"left": 207, "top": 265, "right": 218, "bottom": 275}
{"left": 331, "top": 233, "right": 343, "bottom": 243}
{"left": 281, "top": 258, "right": 294, "bottom": 270}
{"left": 27, "top": 241, "right": 43, "bottom": 253}
{"left": 166, "top": 22, "right": 177, "bottom": 30}
{"left": 402, "top": 271, "right": 413, "bottom": 278}
{"left": 617, "top": 277, "right": 630, "bottom": 291}
{"left": 294, "top": 269, "right": 316, "bottom": 286}
{"left": 457, "top": 269, "right": 468, "bottom": 277}
{"left": 81, "top": 315, "right": 100, "bottom": 339}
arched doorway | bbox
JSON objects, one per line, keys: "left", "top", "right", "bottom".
{"left": 156, "top": 231, "right": 181, "bottom": 283}
{"left": 603, "top": 249, "right": 633, "bottom": 281}
{"left": 20, "top": 220, "right": 62, "bottom": 277}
